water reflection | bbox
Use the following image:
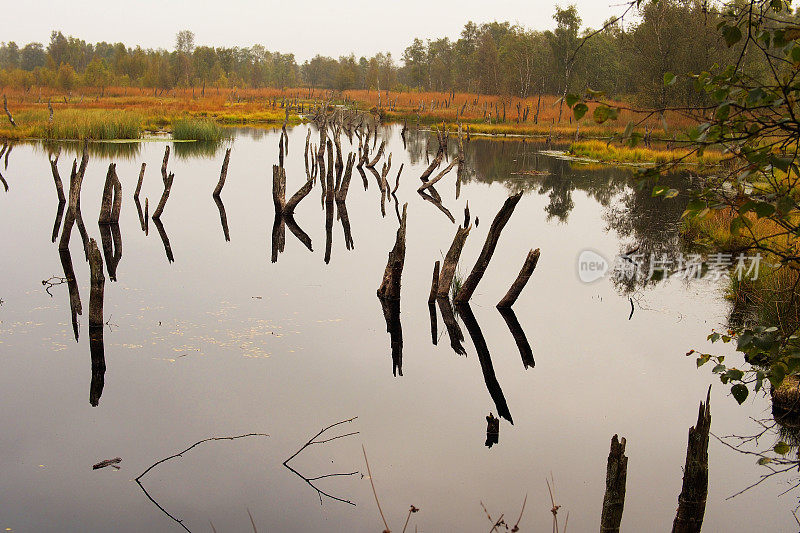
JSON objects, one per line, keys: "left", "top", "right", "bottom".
{"left": 99, "top": 224, "right": 123, "bottom": 281}
{"left": 498, "top": 307, "right": 535, "bottom": 370}
{"left": 89, "top": 325, "right": 106, "bottom": 407}
{"left": 152, "top": 217, "right": 174, "bottom": 263}
{"left": 214, "top": 195, "right": 231, "bottom": 242}
{"left": 172, "top": 140, "right": 224, "bottom": 160}
{"left": 457, "top": 303, "right": 513, "bottom": 424}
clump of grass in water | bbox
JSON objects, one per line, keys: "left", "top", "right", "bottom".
{"left": 172, "top": 119, "right": 223, "bottom": 141}
{"left": 31, "top": 109, "right": 142, "bottom": 140}
{"left": 450, "top": 268, "right": 464, "bottom": 302}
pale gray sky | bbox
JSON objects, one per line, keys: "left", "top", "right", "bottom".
{"left": 5, "top": 1, "right": 627, "bottom": 62}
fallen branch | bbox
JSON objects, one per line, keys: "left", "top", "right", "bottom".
{"left": 283, "top": 417, "right": 360, "bottom": 506}
{"left": 136, "top": 433, "right": 270, "bottom": 532}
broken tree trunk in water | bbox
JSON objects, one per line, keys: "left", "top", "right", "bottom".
{"left": 601, "top": 434, "right": 628, "bottom": 533}
{"left": 437, "top": 225, "right": 471, "bottom": 299}
{"left": 496, "top": 248, "right": 540, "bottom": 309}
{"left": 87, "top": 239, "right": 105, "bottom": 327}
{"left": 48, "top": 148, "right": 66, "bottom": 203}
{"left": 213, "top": 148, "right": 231, "bottom": 197}
{"left": 272, "top": 164, "right": 286, "bottom": 213}
{"left": 214, "top": 195, "right": 231, "bottom": 242}
{"left": 417, "top": 157, "right": 457, "bottom": 193}
{"left": 672, "top": 388, "right": 711, "bottom": 533}
{"left": 366, "top": 140, "right": 385, "bottom": 169}
{"left": 98, "top": 163, "right": 122, "bottom": 225}
{"left": 134, "top": 162, "right": 146, "bottom": 200}
{"left": 152, "top": 146, "right": 173, "bottom": 220}
{"left": 377, "top": 203, "right": 408, "bottom": 300}
{"left": 454, "top": 192, "right": 522, "bottom": 304}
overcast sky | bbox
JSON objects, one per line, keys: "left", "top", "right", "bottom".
{"left": 5, "top": 1, "right": 628, "bottom": 62}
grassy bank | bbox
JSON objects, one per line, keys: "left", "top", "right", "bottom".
{"left": 568, "top": 139, "right": 724, "bottom": 166}
{"left": 172, "top": 119, "right": 223, "bottom": 141}
{"left": 0, "top": 86, "right": 693, "bottom": 144}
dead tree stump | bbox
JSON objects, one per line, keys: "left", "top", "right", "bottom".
{"left": 98, "top": 163, "right": 122, "bottom": 225}
{"left": 454, "top": 192, "right": 522, "bottom": 304}
{"left": 48, "top": 148, "right": 66, "bottom": 203}
{"left": 213, "top": 148, "right": 231, "bottom": 197}
{"left": 87, "top": 239, "right": 105, "bottom": 327}
{"left": 437, "top": 225, "right": 471, "bottom": 299}
{"left": 272, "top": 164, "right": 286, "bottom": 213}
{"left": 377, "top": 203, "right": 408, "bottom": 300}
{"left": 672, "top": 388, "right": 711, "bottom": 533}
{"left": 601, "top": 434, "right": 628, "bottom": 533}
{"left": 152, "top": 146, "right": 173, "bottom": 220}
{"left": 497, "top": 249, "right": 540, "bottom": 308}
{"left": 133, "top": 163, "right": 146, "bottom": 201}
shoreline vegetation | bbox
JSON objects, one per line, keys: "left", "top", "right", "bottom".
{"left": 0, "top": 86, "right": 712, "bottom": 164}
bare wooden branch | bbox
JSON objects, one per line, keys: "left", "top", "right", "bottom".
{"left": 377, "top": 203, "right": 408, "bottom": 300}
{"left": 417, "top": 157, "right": 458, "bottom": 193}
{"left": 454, "top": 192, "right": 522, "bottom": 304}
{"left": 366, "top": 139, "right": 385, "bottom": 169}
{"left": 136, "top": 433, "right": 270, "bottom": 532}
{"left": 496, "top": 249, "right": 540, "bottom": 309}
{"left": 283, "top": 177, "right": 313, "bottom": 215}
{"left": 213, "top": 147, "right": 231, "bottom": 197}
{"left": 283, "top": 418, "right": 359, "bottom": 506}
{"left": 437, "top": 225, "right": 471, "bottom": 299}
{"left": 672, "top": 388, "right": 711, "bottom": 533}
{"left": 601, "top": 434, "right": 628, "bottom": 533}
{"left": 392, "top": 163, "right": 404, "bottom": 195}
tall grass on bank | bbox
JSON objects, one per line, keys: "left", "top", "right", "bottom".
{"left": 569, "top": 139, "right": 724, "bottom": 166}
{"left": 28, "top": 109, "right": 142, "bottom": 140}
{"left": 171, "top": 119, "right": 223, "bottom": 141}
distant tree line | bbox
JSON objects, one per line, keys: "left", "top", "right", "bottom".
{"left": 0, "top": 1, "right": 791, "bottom": 106}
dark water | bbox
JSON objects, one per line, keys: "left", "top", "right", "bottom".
{"left": 0, "top": 126, "right": 793, "bottom": 531}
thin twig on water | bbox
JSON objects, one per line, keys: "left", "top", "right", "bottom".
{"left": 283, "top": 417, "right": 360, "bottom": 506}
{"left": 135, "top": 433, "right": 269, "bottom": 532}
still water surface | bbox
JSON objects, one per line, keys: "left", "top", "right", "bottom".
{"left": 0, "top": 126, "right": 793, "bottom": 531}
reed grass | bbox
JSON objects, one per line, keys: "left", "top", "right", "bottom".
{"left": 569, "top": 139, "right": 724, "bottom": 166}
{"left": 171, "top": 119, "right": 223, "bottom": 141}
{"left": 24, "top": 109, "right": 142, "bottom": 140}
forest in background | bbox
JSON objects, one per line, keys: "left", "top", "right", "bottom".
{"left": 0, "top": 1, "right": 786, "bottom": 108}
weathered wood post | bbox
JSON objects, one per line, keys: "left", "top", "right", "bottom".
{"left": 600, "top": 434, "right": 628, "bottom": 533}
{"left": 497, "top": 249, "right": 540, "bottom": 308}
{"left": 272, "top": 164, "right": 286, "bottom": 213}
{"left": 377, "top": 203, "right": 408, "bottom": 300}
{"left": 48, "top": 148, "right": 66, "bottom": 203}
{"left": 454, "top": 193, "right": 522, "bottom": 304}
{"left": 672, "top": 388, "right": 711, "bottom": 533}
{"left": 134, "top": 163, "right": 146, "bottom": 200}
{"left": 87, "top": 239, "right": 105, "bottom": 328}
{"left": 213, "top": 148, "right": 231, "bottom": 197}
{"left": 436, "top": 225, "right": 471, "bottom": 299}
{"left": 98, "top": 163, "right": 122, "bottom": 225}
